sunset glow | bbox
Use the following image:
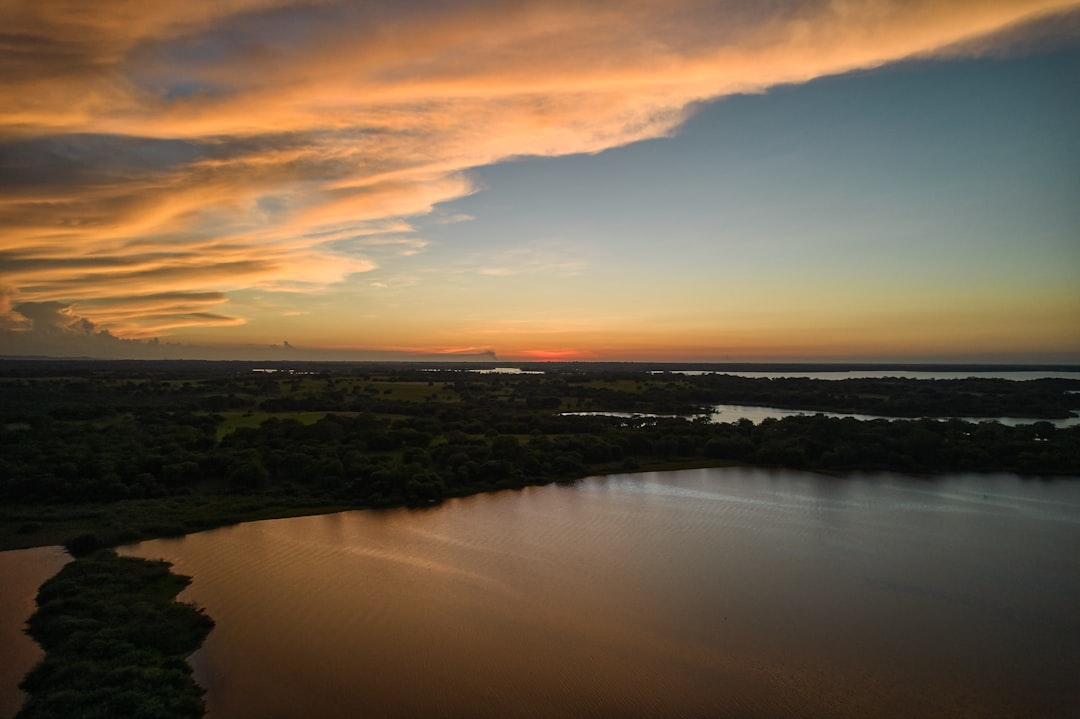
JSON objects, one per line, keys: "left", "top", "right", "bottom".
{"left": 2, "top": 0, "right": 1078, "bottom": 361}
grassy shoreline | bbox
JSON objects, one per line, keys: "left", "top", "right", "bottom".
{"left": 0, "top": 459, "right": 731, "bottom": 554}
{"left": 2, "top": 455, "right": 1072, "bottom": 555}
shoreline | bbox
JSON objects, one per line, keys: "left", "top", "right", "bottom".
{"left": 3, "top": 457, "right": 1077, "bottom": 556}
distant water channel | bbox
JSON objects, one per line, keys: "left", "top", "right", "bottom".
{"left": 566, "top": 404, "right": 1080, "bottom": 428}
{"left": 104, "top": 469, "right": 1080, "bottom": 718}
{"left": 705, "top": 404, "right": 1080, "bottom": 428}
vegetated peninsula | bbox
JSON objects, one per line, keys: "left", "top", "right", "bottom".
{"left": 16, "top": 550, "right": 213, "bottom": 719}
{"left": 1, "top": 359, "right": 1078, "bottom": 554}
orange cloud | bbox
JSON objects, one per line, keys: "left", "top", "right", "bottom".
{"left": 1, "top": 0, "right": 1076, "bottom": 344}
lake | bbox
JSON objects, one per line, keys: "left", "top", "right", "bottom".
{"left": 91, "top": 469, "right": 1080, "bottom": 718}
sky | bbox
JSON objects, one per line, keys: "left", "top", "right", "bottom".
{"left": 1, "top": 0, "right": 1078, "bottom": 363}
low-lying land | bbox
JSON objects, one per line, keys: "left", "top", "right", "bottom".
{"left": 2, "top": 360, "right": 1078, "bottom": 553}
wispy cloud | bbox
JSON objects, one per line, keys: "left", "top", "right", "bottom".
{"left": 1, "top": 0, "right": 1075, "bottom": 349}
{"left": 433, "top": 212, "right": 476, "bottom": 225}
{"left": 467, "top": 240, "right": 589, "bottom": 278}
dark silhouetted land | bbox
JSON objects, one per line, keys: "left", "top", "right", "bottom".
{"left": 16, "top": 550, "right": 213, "bottom": 719}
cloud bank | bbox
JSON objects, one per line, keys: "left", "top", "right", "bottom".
{"left": 1, "top": 0, "right": 1077, "bottom": 355}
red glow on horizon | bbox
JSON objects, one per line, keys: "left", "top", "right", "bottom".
{"left": 513, "top": 348, "right": 597, "bottom": 360}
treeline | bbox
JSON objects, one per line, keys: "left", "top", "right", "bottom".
{"left": 672, "top": 374, "right": 1080, "bottom": 418}
{"left": 214, "top": 412, "right": 1080, "bottom": 499}
{"left": 16, "top": 550, "right": 213, "bottom": 719}
{"left": 2, "top": 403, "right": 1077, "bottom": 510}
{"left": 3, "top": 362, "right": 1078, "bottom": 420}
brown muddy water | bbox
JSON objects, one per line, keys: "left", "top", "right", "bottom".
{"left": 0, "top": 546, "right": 69, "bottom": 718}
{"left": 5, "top": 468, "right": 1079, "bottom": 718}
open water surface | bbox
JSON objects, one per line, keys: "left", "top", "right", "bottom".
{"left": 705, "top": 404, "right": 1080, "bottom": 428}
{"left": 104, "top": 468, "right": 1080, "bottom": 718}
{"left": 0, "top": 546, "right": 69, "bottom": 719}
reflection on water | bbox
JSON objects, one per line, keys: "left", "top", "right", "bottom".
{"left": 0, "top": 546, "right": 69, "bottom": 719}
{"left": 120, "top": 469, "right": 1080, "bottom": 719}
{"left": 709, "top": 403, "right": 889, "bottom": 423}
{"left": 706, "top": 403, "right": 1080, "bottom": 428}
{"left": 566, "top": 404, "right": 1080, "bottom": 427}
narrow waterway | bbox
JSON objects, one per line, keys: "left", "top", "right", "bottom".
{"left": 0, "top": 546, "right": 69, "bottom": 719}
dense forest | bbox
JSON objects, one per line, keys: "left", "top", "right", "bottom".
{"left": 1, "top": 359, "right": 1078, "bottom": 553}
